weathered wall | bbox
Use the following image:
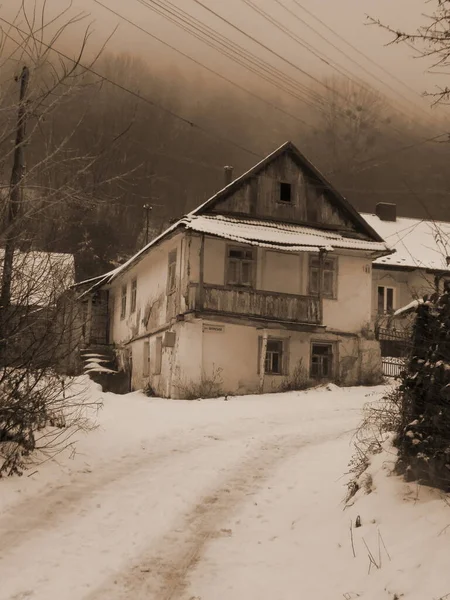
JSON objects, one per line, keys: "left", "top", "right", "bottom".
{"left": 154, "top": 318, "right": 383, "bottom": 398}
{"left": 208, "top": 152, "right": 359, "bottom": 232}
{"left": 108, "top": 231, "right": 185, "bottom": 346}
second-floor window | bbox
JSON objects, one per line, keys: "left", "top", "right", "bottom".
{"left": 167, "top": 249, "right": 177, "bottom": 294}
{"left": 278, "top": 182, "right": 292, "bottom": 203}
{"left": 378, "top": 286, "right": 395, "bottom": 313}
{"left": 120, "top": 284, "right": 127, "bottom": 320}
{"left": 226, "top": 246, "right": 255, "bottom": 287}
{"left": 309, "top": 255, "right": 337, "bottom": 299}
{"left": 130, "top": 277, "right": 137, "bottom": 313}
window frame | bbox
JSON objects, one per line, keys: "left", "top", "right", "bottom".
{"left": 308, "top": 255, "right": 338, "bottom": 299}
{"left": 310, "top": 342, "right": 335, "bottom": 380}
{"left": 278, "top": 181, "right": 292, "bottom": 204}
{"left": 120, "top": 284, "right": 127, "bottom": 320}
{"left": 257, "top": 336, "right": 289, "bottom": 376}
{"left": 377, "top": 285, "right": 396, "bottom": 314}
{"left": 130, "top": 277, "right": 137, "bottom": 314}
{"left": 225, "top": 244, "right": 256, "bottom": 288}
{"left": 167, "top": 249, "right": 177, "bottom": 295}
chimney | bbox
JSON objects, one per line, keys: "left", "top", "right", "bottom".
{"left": 375, "top": 202, "right": 397, "bottom": 222}
{"left": 224, "top": 165, "right": 233, "bottom": 186}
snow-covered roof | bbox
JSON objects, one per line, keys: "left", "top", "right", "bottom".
{"left": 361, "top": 213, "right": 450, "bottom": 272}
{"left": 182, "top": 215, "right": 391, "bottom": 253}
{"left": 77, "top": 214, "right": 391, "bottom": 296}
{"left": 0, "top": 249, "right": 75, "bottom": 306}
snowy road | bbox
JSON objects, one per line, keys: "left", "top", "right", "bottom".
{"left": 0, "top": 381, "right": 383, "bottom": 600}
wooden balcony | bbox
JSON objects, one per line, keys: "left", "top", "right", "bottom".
{"left": 188, "top": 284, "right": 321, "bottom": 325}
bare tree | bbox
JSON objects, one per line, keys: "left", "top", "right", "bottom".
{"left": 0, "top": 1, "right": 133, "bottom": 475}
{"left": 369, "top": 2, "right": 450, "bottom": 105}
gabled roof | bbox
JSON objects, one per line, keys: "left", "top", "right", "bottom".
{"left": 361, "top": 213, "right": 450, "bottom": 272}
{"left": 76, "top": 142, "right": 393, "bottom": 294}
{"left": 191, "top": 141, "right": 384, "bottom": 243}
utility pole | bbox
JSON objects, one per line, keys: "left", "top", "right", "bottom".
{"left": 143, "top": 203, "right": 152, "bottom": 246}
{"left": 0, "top": 66, "right": 30, "bottom": 349}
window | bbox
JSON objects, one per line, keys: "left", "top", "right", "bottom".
{"left": 279, "top": 181, "right": 292, "bottom": 203}
{"left": 120, "top": 284, "right": 127, "bottom": 320}
{"left": 258, "top": 337, "right": 287, "bottom": 375}
{"left": 226, "top": 246, "right": 255, "bottom": 287}
{"left": 309, "top": 255, "right": 337, "bottom": 299}
{"left": 143, "top": 340, "right": 150, "bottom": 377}
{"left": 167, "top": 249, "right": 177, "bottom": 294}
{"left": 311, "top": 343, "right": 334, "bottom": 380}
{"left": 130, "top": 278, "right": 137, "bottom": 313}
{"left": 265, "top": 339, "right": 283, "bottom": 375}
{"left": 154, "top": 336, "right": 162, "bottom": 375}
{"left": 377, "top": 286, "right": 395, "bottom": 314}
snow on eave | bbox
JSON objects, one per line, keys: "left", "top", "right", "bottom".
{"left": 393, "top": 298, "right": 424, "bottom": 318}
{"left": 77, "top": 220, "right": 185, "bottom": 298}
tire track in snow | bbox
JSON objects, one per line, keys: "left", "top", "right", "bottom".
{"left": 0, "top": 424, "right": 239, "bottom": 554}
{"left": 87, "top": 430, "right": 338, "bottom": 600}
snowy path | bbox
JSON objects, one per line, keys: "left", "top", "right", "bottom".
{"left": 0, "top": 382, "right": 381, "bottom": 600}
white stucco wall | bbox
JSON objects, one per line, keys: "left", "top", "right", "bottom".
{"left": 190, "top": 234, "right": 373, "bottom": 334}
{"left": 323, "top": 254, "right": 373, "bottom": 334}
{"left": 163, "top": 318, "right": 382, "bottom": 398}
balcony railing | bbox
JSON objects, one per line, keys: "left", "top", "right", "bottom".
{"left": 188, "top": 284, "right": 321, "bottom": 325}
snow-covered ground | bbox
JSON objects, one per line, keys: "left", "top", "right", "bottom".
{"left": 1, "top": 379, "right": 450, "bottom": 600}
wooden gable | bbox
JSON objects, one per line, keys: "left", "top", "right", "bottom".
{"left": 194, "top": 142, "right": 382, "bottom": 241}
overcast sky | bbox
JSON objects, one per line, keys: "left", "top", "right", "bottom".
{"left": 2, "top": 0, "right": 446, "bottom": 119}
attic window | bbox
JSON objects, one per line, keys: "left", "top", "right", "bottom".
{"left": 279, "top": 182, "right": 292, "bottom": 203}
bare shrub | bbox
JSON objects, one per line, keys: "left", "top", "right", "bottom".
{"left": 176, "top": 366, "right": 224, "bottom": 400}
{"left": 279, "top": 359, "right": 313, "bottom": 392}
{"left": 0, "top": 373, "right": 100, "bottom": 476}
{"left": 346, "top": 386, "right": 401, "bottom": 501}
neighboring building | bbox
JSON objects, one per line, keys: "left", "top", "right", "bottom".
{"left": 361, "top": 203, "right": 450, "bottom": 328}
{"left": 0, "top": 249, "right": 75, "bottom": 366}
{"left": 76, "top": 142, "right": 392, "bottom": 397}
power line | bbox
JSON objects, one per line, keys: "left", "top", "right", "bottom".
{"left": 289, "top": 0, "right": 435, "bottom": 118}
{"left": 93, "top": 0, "right": 313, "bottom": 129}
{"left": 133, "top": 0, "right": 327, "bottom": 113}
{"left": 184, "top": 0, "right": 439, "bottom": 148}
{"left": 0, "top": 15, "right": 264, "bottom": 161}
{"left": 242, "top": 0, "right": 420, "bottom": 137}
{"left": 1, "top": 12, "right": 448, "bottom": 185}
{"left": 272, "top": 0, "right": 434, "bottom": 125}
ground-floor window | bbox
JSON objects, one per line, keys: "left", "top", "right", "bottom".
{"left": 265, "top": 339, "right": 283, "bottom": 375}
{"left": 310, "top": 343, "right": 334, "bottom": 379}
{"left": 258, "top": 337, "right": 287, "bottom": 375}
